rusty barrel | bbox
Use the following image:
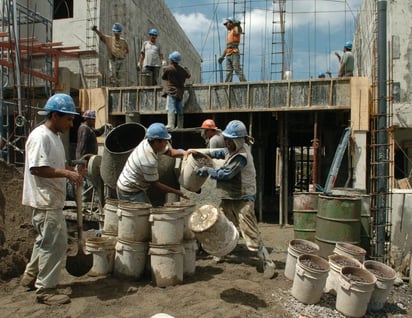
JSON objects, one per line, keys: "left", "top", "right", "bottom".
{"left": 315, "top": 194, "right": 361, "bottom": 258}
{"left": 293, "top": 192, "right": 320, "bottom": 242}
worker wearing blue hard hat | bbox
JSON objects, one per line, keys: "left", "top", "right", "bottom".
{"left": 335, "top": 41, "right": 354, "bottom": 77}
{"left": 91, "top": 23, "right": 129, "bottom": 86}
{"left": 139, "top": 28, "right": 165, "bottom": 85}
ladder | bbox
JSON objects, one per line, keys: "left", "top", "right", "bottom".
{"left": 322, "top": 127, "right": 351, "bottom": 194}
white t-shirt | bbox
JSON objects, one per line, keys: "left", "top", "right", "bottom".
{"left": 141, "top": 41, "right": 162, "bottom": 67}
{"left": 117, "top": 139, "right": 159, "bottom": 193}
{"left": 22, "top": 124, "right": 66, "bottom": 209}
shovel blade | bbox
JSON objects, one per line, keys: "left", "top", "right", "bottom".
{"left": 66, "top": 249, "right": 93, "bottom": 277}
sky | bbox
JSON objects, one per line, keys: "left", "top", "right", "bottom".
{"left": 164, "top": 0, "right": 362, "bottom": 83}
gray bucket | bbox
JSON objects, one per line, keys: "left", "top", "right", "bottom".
{"left": 100, "top": 123, "right": 146, "bottom": 188}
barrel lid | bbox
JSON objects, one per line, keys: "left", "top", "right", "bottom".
{"left": 189, "top": 204, "right": 219, "bottom": 232}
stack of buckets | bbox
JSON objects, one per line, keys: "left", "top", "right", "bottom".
{"left": 286, "top": 239, "right": 396, "bottom": 317}
{"left": 149, "top": 201, "right": 198, "bottom": 287}
{"left": 85, "top": 198, "right": 119, "bottom": 276}
{"left": 113, "top": 200, "right": 152, "bottom": 280}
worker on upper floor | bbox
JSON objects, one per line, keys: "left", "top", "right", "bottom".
{"left": 200, "top": 119, "right": 225, "bottom": 149}
{"left": 335, "top": 41, "right": 354, "bottom": 77}
{"left": 92, "top": 23, "right": 129, "bottom": 86}
{"left": 218, "top": 17, "right": 246, "bottom": 82}
{"left": 139, "top": 28, "right": 165, "bottom": 85}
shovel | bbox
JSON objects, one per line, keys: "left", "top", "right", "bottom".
{"left": 66, "top": 182, "right": 93, "bottom": 276}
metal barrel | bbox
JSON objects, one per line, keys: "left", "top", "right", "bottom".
{"left": 292, "top": 192, "right": 320, "bottom": 242}
{"left": 100, "top": 123, "right": 146, "bottom": 189}
{"left": 315, "top": 194, "right": 361, "bottom": 258}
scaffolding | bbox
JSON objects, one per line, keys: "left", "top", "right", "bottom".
{"left": 271, "top": 0, "right": 286, "bottom": 80}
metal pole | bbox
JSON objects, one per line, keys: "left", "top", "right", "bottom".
{"left": 375, "top": 0, "right": 388, "bottom": 262}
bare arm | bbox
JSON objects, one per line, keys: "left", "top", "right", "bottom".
{"left": 151, "top": 181, "right": 188, "bottom": 199}
{"left": 30, "top": 166, "right": 83, "bottom": 185}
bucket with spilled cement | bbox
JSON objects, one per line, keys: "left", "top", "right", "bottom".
{"left": 117, "top": 200, "right": 152, "bottom": 242}
{"left": 149, "top": 243, "right": 184, "bottom": 287}
{"left": 85, "top": 236, "right": 116, "bottom": 276}
{"left": 179, "top": 153, "right": 215, "bottom": 193}
{"left": 150, "top": 207, "right": 185, "bottom": 245}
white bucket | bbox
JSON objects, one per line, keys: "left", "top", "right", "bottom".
{"left": 85, "top": 236, "right": 116, "bottom": 276}
{"left": 164, "top": 201, "right": 196, "bottom": 240}
{"left": 113, "top": 238, "right": 148, "bottom": 280}
{"left": 150, "top": 207, "right": 185, "bottom": 245}
{"left": 291, "top": 254, "right": 330, "bottom": 304}
{"left": 179, "top": 153, "right": 215, "bottom": 192}
{"left": 183, "top": 240, "right": 198, "bottom": 276}
{"left": 117, "top": 200, "right": 152, "bottom": 242}
{"left": 334, "top": 242, "right": 366, "bottom": 263}
{"left": 149, "top": 243, "right": 184, "bottom": 287}
{"left": 336, "top": 266, "right": 377, "bottom": 317}
{"left": 284, "top": 239, "right": 320, "bottom": 280}
{"left": 324, "top": 254, "right": 362, "bottom": 295}
{"left": 189, "top": 204, "right": 239, "bottom": 257}
{"left": 103, "top": 199, "right": 119, "bottom": 235}
{"left": 363, "top": 260, "right": 396, "bottom": 311}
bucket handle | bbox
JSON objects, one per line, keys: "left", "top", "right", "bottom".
{"left": 296, "top": 266, "right": 307, "bottom": 278}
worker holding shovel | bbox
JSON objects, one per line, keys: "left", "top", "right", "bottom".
{"left": 20, "top": 94, "right": 84, "bottom": 305}
{"left": 194, "top": 120, "right": 275, "bottom": 277}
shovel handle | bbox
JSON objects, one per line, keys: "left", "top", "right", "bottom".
{"left": 75, "top": 183, "right": 84, "bottom": 248}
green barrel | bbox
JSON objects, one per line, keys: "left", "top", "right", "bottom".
{"left": 315, "top": 194, "right": 361, "bottom": 258}
{"left": 293, "top": 192, "right": 320, "bottom": 242}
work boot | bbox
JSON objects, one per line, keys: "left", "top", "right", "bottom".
{"left": 166, "top": 112, "right": 175, "bottom": 130}
{"left": 177, "top": 114, "right": 184, "bottom": 128}
{"left": 20, "top": 272, "right": 36, "bottom": 291}
{"left": 36, "top": 288, "right": 71, "bottom": 305}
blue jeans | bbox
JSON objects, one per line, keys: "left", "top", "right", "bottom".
{"left": 166, "top": 95, "right": 184, "bottom": 115}
{"left": 116, "top": 188, "right": 150, "bottom": 204}
{"left": 225, "top": 53, "right": 246, "bottom": 82}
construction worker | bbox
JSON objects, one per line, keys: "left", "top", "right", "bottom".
{"left": 162, "top": 51, "right": 191, "bottom": 129}
{"left": 92, "top": 23, "right": 129, "bottom": 86}
{"left": 21, "top": 94, "right": 84, "bottom": 305}
{"left": 194, "top": 120, "right": 275, "bottom": 277}
{"left": 139, "top": 28, "right": 165, "bottom": 85}
{"left": 218, "top": 17, "right": 246, "bottom": 82}
{"left": 116, "top": 123, "right": 190, "bottom": 203}
{"left": 318, "top": 72, "right": 326, "bottom": 78}
{"left": 200, "top": 119, "right": 225, "bottom": 149}
{"left": 335, "top": 41, "right": 354, "bottom": 77}
{"left": 75, "top": 110, "right": 111, "bottom": 159}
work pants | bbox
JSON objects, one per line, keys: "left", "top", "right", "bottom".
{"left": 225, "top": 53, "right": 246, "bottom": 82}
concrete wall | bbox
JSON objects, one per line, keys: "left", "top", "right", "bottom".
{"left": 53, "top": 0, "right": 201, "bottom": 88}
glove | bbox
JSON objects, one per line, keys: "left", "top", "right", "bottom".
{"left": 105, "top": 124, "right": 113, "bottom": 130}
{"left": 195, "top": 167, "right": 209, "bottom": 177}
{"left": 218, "top": 56, "right": 224, "bottom": 64}
{"left": 91, "top": 25, "right": 97, "bottom": 31}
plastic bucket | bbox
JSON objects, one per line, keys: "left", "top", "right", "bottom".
{"left": 336, "top": 266, "right": 377, "bottom": 317}
{"left": 183, "top": 239, "right": 198, "bottom": 276}
{"left": 117, "top": 200, "right": 152, "bottom": 242}
{"left": 103, "top": 199, "right": 119, "bottom": 235}
{"left": 164, "top": 201, "right": 196, "bottom": 240}
{"left": 284, "top": 239, "right": 320, "bottom": 280}
{"left": 293, "top": 192, "right": 320, "bottom": 241}
{"left": 363, "top": 260, "right": 396, "bottom": 311}
{"left": 324, "top": 254, "right": 362, "bottom": 295}
{"left": 149, "top": 243, "right": 184, "bottom": 287}
{"left": 315, "top": 195, "right": 361, "bottom": 258}
{"left": 150, "top": 207, "right": 185, "bottom": 245}
{"left": 333, "top": 242, "right": 367, "bottom": 263}
{"left": 189, "top": 204, "right": 239, "bottom": 257}
{"left": 291, "top": 254, "right": 330, "bottom": 304}
{"left": 332, "top": 188, "right": 371, "bottom": 254}
{"left": 179, "top": 153, "right": 215, "bottom": 192}
{"left": 101, "top": 123, "right": 146, "bottom": 188}
{"left": 113, "top": 238, "right": 148, "bottom": 280}
{"left": 85, "top": 236, "right": 116, "bottom": 276}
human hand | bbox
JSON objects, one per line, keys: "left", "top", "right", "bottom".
{"left": 195, "top": 167, "right": 209, "bottom": 177}
{"left": 218, "top": 56, "right": 224, "bottom": 64}
{"left": 161, "top": 60, "right": 167, "bottom": 66}
{"left": 91, "top": 25, "right": 97, "bottom": 31}
{"left": 105, "top": 123, "right": 113, "bottom": 130}
{"left": 177, "top": 191, "right": 189, "bottom": 200}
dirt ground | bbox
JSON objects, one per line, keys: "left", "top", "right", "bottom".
{"left": 0, "top": 160, "right": 411, "bottom": 318}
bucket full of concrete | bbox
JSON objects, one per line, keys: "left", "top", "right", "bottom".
{"left": 179, "top": 153, "right": 215, "bottom": 193}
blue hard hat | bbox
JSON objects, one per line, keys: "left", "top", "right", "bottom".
{"left": 318, "top": 72, "right": 326, "bottom": 78}
{"left": 148, "top": 28, "right": 158, "bottom": 36}
{"left": 222, "top": 120, "right": 248, "bottom": 139}
{"left": 112, "top": 23, "right": 122, "bottom": 33}
{"left": 169, "top": 51, "right": 181, "bottom": 63}
{"left": 146, "top": 123, "right": 171, "bottom": 140}
{"left": 344, "top": 41, "right": 352, "bottom": 50}
{"left": 82, "top": 110, "right": 96, "bottom": 119}
{"left": 39, "top": 94, "right": 79, "bottom": 115}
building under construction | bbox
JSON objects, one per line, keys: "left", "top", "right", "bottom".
{"left": 1, "top": 0, "right": 411, "bottom": 266}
